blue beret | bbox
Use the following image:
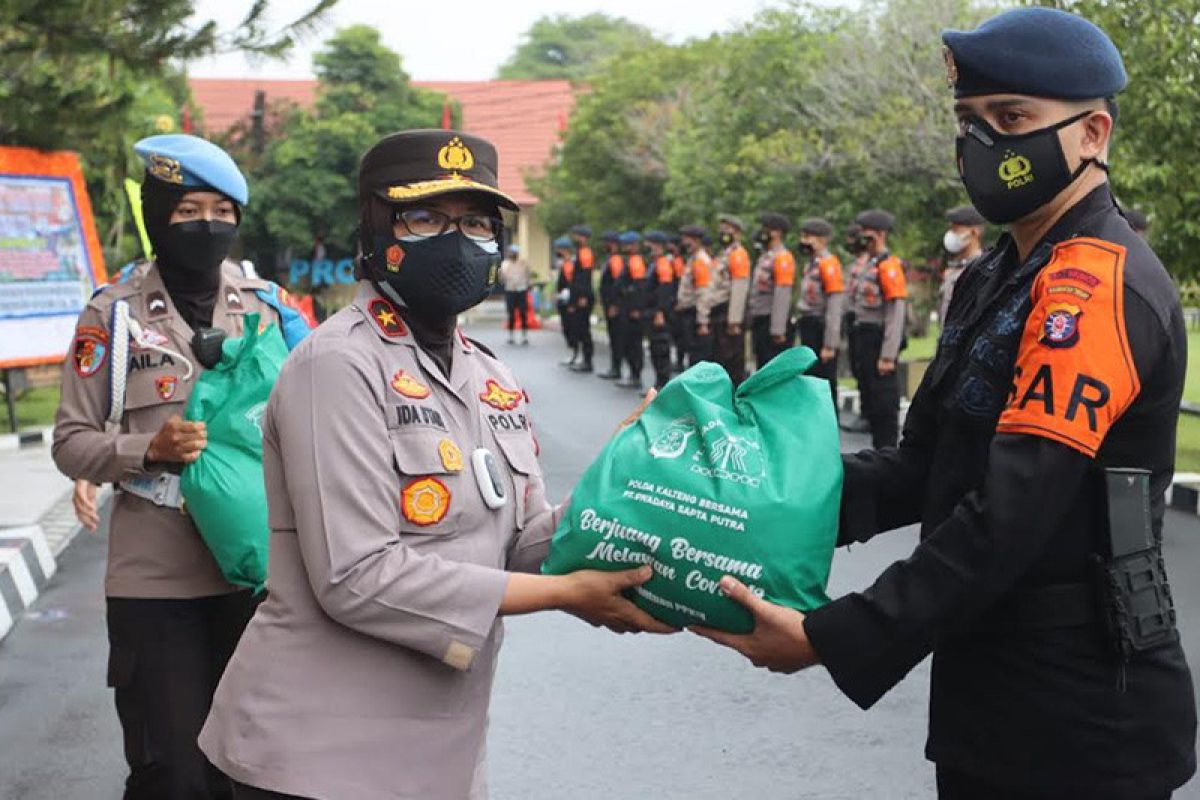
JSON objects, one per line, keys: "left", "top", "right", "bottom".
{"left": 601, "top": 230, "right": 620, "bottom": 243}
{"left": 570, "top": 224, "right": 592, "bottom": 237}
{"left": 553, "top": 236, "right": 573, "bottom": 250}
{"left": 679, "top": 224, "right": 708, "bottom": 239}
{"left": 134, "top": 134, "right": 249, "bottom": 206}
{"left": 644, "top": 230, "right": 669, "bottom": 244}
{"left": 619, "top": 231, "right": 643, "bottom": 245}
{"left": 942, "top": 8, "right": 1126, "bottom": 101}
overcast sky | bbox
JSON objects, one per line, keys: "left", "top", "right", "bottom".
{"left": 189, "top": 0, "right": 850, "bottom": 81}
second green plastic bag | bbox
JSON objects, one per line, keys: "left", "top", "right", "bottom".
{"left": 542, "top": 347, "right": 842, "bottom": 633}
{"left": 181, "top": 314, "right": 288, "bottom": 593}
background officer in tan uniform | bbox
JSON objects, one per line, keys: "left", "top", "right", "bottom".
{"left": 747, "top": 212, "right": 797, "bottom": 370}
{"left": 848, "top": 208, "right": 907, "bottom": 447}
{"left": 53, "top": 134, "right": 305, "bottom": 800}
{"left": 674, "top": 224, "right": 712, "bottom": 367}
{"left": 939, "top": 204, "right": 986, "bottom": 324}
{"left": 795, "top": 217, "right": 845, "bottom": 410}
{"left": 199, "top": 130, "right": 670, "bottom": 800}
{"left": 698, "top": 213, "right": 752, "bottom": 385}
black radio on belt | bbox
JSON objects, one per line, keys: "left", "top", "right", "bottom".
{"left": 1095, "top": 468, "right": 1178, "bottom": 659}
{"left": 191, "top": 327, "right": 227, "bottom": 369}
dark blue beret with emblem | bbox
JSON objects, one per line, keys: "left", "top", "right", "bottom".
{"left": 570, "top": 224, "right": 593, "bottom": 237}
{"left": 618, "top": 230, "right": 643, "bottom": 245}
{"left": 942, "top": 8, "right": 1127, "bottom": 101}
{"left": 644, "top": 230, "right": 669, "bottom": 244}
{"left": 134, "top": 134, "right": 249, "bottom": 206}
{"left": 601, "top": 230, "right": 620, "bottom": 243}
{"left": 553, "top": 236, "right": 573, "bottom": 250}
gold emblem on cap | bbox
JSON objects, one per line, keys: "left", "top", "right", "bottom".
{"left": 942, "top": 46, "right": 958, "bottom": 90}
{"left": 437, "top": 136, "right": 475, "bottom": 175}
{"left": 148, "top": 154, "right": 183, "bottom": 184}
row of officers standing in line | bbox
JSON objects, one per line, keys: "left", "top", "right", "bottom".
{"left": 546, "top": 205, "right": 988, "bottom": 449}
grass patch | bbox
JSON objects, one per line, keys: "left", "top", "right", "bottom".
{"left": 2, "top": 385, "right": 61, "bottom": 429}
{"left": 1185, "top": 330, "right": 1200, "bottom": 405}
{"left": 1177, "top": 414, "right": 1200, "bottom": 473}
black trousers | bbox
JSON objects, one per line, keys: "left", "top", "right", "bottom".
{"left": 571, "top": 301, "right": 594, "bottom": 360}
{"left": 670, "top": 307, "right": 688, "bottom": 369}
{"left": 108, "top": 592, "right": 260, "bottom": 800}
{"left": 604, "top": 306, "right": 624, "bottom": 373}
{"left": 232, "top": 781, "right": 313, "bottom": 800}
{"left": 557, "top": 302, "right": 575, "bottom": 349}
{"left": 848, "top": 322, "right": 899, "bottom": 448}
{"left": 710, "top": 304, "right": 746, "bottom": 387}
{"left": 504, "top": 290, "right": 528, "bottom": 331}
{"left": 750, "top": 314, "right": 792, "bottom": 371}
{"left": 621, "top": 311, "right": 646, "bottom": 378}
{"left": 798, "top": 314, "right": 839, "bottom": 413}
{"left": 936, "top": 767, "right": 1172, "bottom": 800}
{"left": 678, "top": 307, "right": 709, "bottom": 367}
{"left": 648, "top": 315, "right": 674, "bottom": 388}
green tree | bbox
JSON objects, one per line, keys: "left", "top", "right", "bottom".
{"left": 1035, "top": 0, "right": 1200, "bottom": 278}
{"left": 0, "top": 0, "right": 338, "bottom": 268}
{"left": 231, "top": 26, "right": 453, "bottom": 278}
{"left": 497, "top": 13, "right": 659, "bottom": 80}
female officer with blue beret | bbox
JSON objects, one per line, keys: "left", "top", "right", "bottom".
{"left": 198, "top": 129, "right": 669, "bottom": 800}
{"left": 53, "top": 135, "right": 310, "bottom": 798}
{"left": 694, "top": 8, "right": 1196, "bottom": 799}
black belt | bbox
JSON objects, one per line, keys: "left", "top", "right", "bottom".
{"left": 974, "top": 583, "right": 1100, "bottom": 634}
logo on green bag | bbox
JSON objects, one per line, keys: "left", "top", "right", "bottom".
{"left": 649, "top": 417, "right": 766, "bottom": 488}
{"left": 244, "top": 401, "right": 268, "bottom": 434}
{"left": 650, "top": 417, "right": 697, "bottom": 460}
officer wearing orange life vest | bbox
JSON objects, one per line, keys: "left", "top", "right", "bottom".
{"left": 674, "top": 224, "right": 713, "bottom": 367}
{"left": 692, "top": 8, "right": 1195, "bottom": 799}
{"left": 644, "top": 230, "right": 678, "bottom": 391}
{"left": 553, "top": 235, "right": 578, "bottom": 362}
{"left": 566, "top": 224, "right": 596, "bottom": 372}
{"left": 698, "top": 213, "right": 753, "bottom": 385}
{"left": 747, "top": 212, "right": 797, "bottom": 370}
{"left": 596, "top": 230, "right": 625, "bottom": 380}
{"left": 666, "top": 235, "right": 688, "bottom": 372}
{"left": 198, "top": 129, "right": 671, "bottom": 800}
{"left": 794, "top": 217, "right": 845, "bottom": 409}
{"left": 614, "top": 230, "right": 650, "bottom": 389}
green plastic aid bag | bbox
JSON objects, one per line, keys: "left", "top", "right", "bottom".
{"left": 181, "top": 313, "right": 288, "bottom": 593}
{"left": 542, "top": 347, "right": 843, "bottom": 633}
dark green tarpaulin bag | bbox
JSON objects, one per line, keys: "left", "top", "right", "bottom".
{"left": 542, "top": 347, "right": 842, "bottom": 633}
{"left": 181, "top": 314, "right": 288, "bottom": 593}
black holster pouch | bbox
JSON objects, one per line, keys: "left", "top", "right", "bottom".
{"left": 1093, "top": 468, "right": 1178, "bottom": 660}
{"left": 191, "top": 327, "right": 227, "bottom": 369}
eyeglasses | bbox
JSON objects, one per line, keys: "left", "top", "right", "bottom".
{"left": 392, "top": 208, "right": 501, "bottom": 242}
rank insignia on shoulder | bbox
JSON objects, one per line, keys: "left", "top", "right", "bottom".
{"left": 1040, "top": 303, "right": 1082, "bottom": 349}
{"left": 401, "top": 477, "right": 451, "bottom": 526}
{"left": 72, "top": 327, "right": 108, "bottom": 378}
{"left": 147, "top": 291, "right": 169, "bottom": 317}
{"left": 369, "top": 298, "right": 407, "bottom": 337}
{"left": 226, "top": 289, "right": 243, "bottom": 310}
{"left": 479, "top": 378, "right": 522, "bottom": 411}
{"left": 392, "top": 369, "right": 431, "bottom": 400}
{"left": 438, "top": 438, "right": 464, "bottom": 472}
{"left": 155, "top": 375, "right": 179, "bottom": 401}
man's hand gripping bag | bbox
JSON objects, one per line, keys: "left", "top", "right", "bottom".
{"left": 543, "top": 347, "right": 842, "bottom": 632}
{"left": 181, "top": 314, "right": 288, "bottom": 593}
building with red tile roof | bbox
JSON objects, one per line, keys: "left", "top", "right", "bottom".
{"left": 189, "top": 77, "right": 576, "bottom": 277}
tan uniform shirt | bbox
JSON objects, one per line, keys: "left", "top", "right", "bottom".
{"left": 52, "top": 261, "right": 283, "bottom": 599}
{"left": 498, "top": 257, "right": 531, "bottom": 292}
{"left": 748, "top": 244, "right": 798, "bottom": 337}
{"left": 674, "top": 249, "right": 712, "bottom": 312}
{"left": 199, "top": 282, "right": 562, "bottom": 800}
{"left": 698, "top": 242, "right": 751, "bottom": 326}
{"left": 850, "top": 251, "right": 908, "bottom": 361}
{"left": 797, "top": 251, "right": 847, "bottom": 351}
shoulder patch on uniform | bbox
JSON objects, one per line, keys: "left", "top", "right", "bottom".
{"left": 401, "top": 477, "right": 451, "bottom": 526}
{"left": 368, "top": 298, "right": 407, "bottom": 338}
{"left": 391, "top": 369, "right": 431, "bottom": 400}
{"left": 997, "top": 236, "right": 1137, "bottom": 457}
{"left": 72, "top": 327, "right": 109, "bottom": 377}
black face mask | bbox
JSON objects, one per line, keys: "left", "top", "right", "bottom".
{"left": 367, "top": 230, "right": 500, "bottom": 318}
{"left": 956, "top": 111, "right": 1100, "bottom": 225}
{"left": 755, "top": 229, "right": 770, "bottom": 246}
{"left": 798, "top": 241, "right": 815, "bottom": 257}
{"left": 157, "top": 220, "right": 237, "bottom": 276}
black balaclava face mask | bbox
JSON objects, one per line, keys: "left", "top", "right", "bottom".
{"left": 956, "top": 110, "right": 1099, "bottom": 225}
{"left": 142, "top": 174, "right": 239, "bottom": 329}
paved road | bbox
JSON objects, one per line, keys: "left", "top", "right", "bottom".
{"left": 2, "top": 323, "right": 1200, "bottom": 799}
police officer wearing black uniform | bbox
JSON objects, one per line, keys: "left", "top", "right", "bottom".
{"left": 615, "top": 230, "right": 650, "bottom": 389}
{"left": 554, "top": 236, "right": 579, "bottom": 366}
{"left": 644, "top": 230, "right": 678, "bottom": 391}
{"left": 567, "top": 224, "right": 596, "bottom": 373}
{"left": 597, "top": 230, "right": 624, "bottom": 380}
{"left": 692, "top": 8, "right": 1196, "bottom": 799}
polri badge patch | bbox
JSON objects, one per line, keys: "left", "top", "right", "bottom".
{"left": 1040, "top": 303, "right": 1082, "bottom": 349}
{"left": 479, "top": 379, "right": 522, "bottom": 411}
{"left": 392, "top": 369, "right": 431, "bottom": 400}
{"left": 438, "top": 439, "right": 464, "bottom": 472}
{"left": 401, "top": 477, "right": 451, "bottom": 526}
{"left": 155, "top": 375, "right": 179, "bottom": 401}
{"left": 72, "top": 327, "right": 108, "bottom": 378}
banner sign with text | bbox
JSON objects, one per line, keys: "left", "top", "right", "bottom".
{"left": 0, "top": 146, "right": 106, "bottom": 368}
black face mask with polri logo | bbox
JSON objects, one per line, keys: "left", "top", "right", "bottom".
{"left": 956, "top": 111, "right": 1102, "bottom": 226}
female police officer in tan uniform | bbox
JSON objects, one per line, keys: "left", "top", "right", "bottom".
{"left": 199, "top": 130, "right": 668, "bottom": 800}
{"left": 53, "top": 134, "right": 307, "bottom": 799}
